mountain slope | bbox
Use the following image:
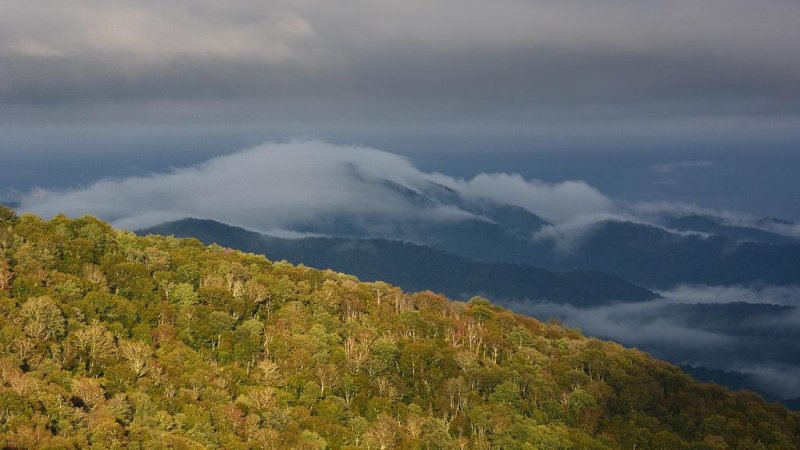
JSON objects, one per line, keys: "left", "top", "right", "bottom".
{"left": 663, "top": 215, "right": 797, "bottom": 245}
{"left": 540, "top": 220, "right": 800, "bottom": 288}
{"left": 139, "top": 218, "right": 657, "bottom": 306}
{"left": 427, "top": 218, "right": 800, "bottom": 289}
{"left": 1, "top": 208, "right": 798, "bottom": 448}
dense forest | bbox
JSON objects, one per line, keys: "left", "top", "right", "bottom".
{"left": 0, "top": 206, "right": 798, "bottom": 449}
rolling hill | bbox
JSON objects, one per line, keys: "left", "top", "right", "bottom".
{"left": 1, "top": 206, "right": 798, "bottom": 448}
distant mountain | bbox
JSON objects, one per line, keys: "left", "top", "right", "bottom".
{"left": 140, "top": 169, "right": 800, "bottom": 290}
{"left": 427, "top": 218, "right": 800, "bottom": 289}
{"left": 680, "top": 365, "right": 761, "bottom": 396}
{"left": 398, "top": 181, "right": 800, "bottom": 289}
{"left": 758, "top": 217, "right": 797, "bottom": 227}
{"left": 139, "top": 218, "right": 657, "bottom": 306}
{"left": 275, "top": 177, "right": 550, "bottom": 252}
{"left": 536, "top": 220, "right": 800, "bottom": 289}
{"left": 327, "top": 185, "right": 800, "bottom": 289}
{"left": 142, "top": 213, "right": 800, "bottom": 293}
{"left": 664, "top": 214, "right": 797, "bottom": 245}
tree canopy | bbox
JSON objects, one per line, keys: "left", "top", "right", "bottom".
{"left": 0, "top": 212, "right": 797, "bottom": 449}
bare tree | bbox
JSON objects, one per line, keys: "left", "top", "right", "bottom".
{"left": 120, "top": 340, "right": 153, "bottom": 378}
{"left": 19, "top": 296, "right": 64, "bottom": 342}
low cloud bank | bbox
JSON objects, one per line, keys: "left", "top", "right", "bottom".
{"left": 661, "top": 284, "right": 800, "bottom": 306}
{"left": 633, "top": 200, "right": 800, "bottom": 237}
{"left": 433, "top": 172, "right": 612, "bottom": 224}
{"left": 20, "top": 140, "right": 616, "bottom": 233}
{"left": 19, "top": 140, "right": 799, "bottom": 246}
{"left": 502, "top": 284, "right": 800, "bottom": 399}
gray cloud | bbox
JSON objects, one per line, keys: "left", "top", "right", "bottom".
{"left": 1, "top": 0, "right": 799, "bottom": 131}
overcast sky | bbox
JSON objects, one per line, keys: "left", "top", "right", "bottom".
{"left": 2, "top": 0, "right": 799, "bottom": 218}
{"left": 2, "top": 0, "right": 799, "bottom": 130}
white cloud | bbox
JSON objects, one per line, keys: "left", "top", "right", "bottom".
{"left": 436, "top": 173, "right": 613, "bottom": 223}
{"left": 20, "top": 140, "right": 615, "bottom": 233}
{"left": 18, "top": 139, "right": 796, "bottom": 249}
{"left": 20, "top": 140, "right": 458, "bottom": 232}
{"left": 531, "top": 212, "right": 635, "bottom": 252}
{"left": 507, "top": 299, "right": 733, "bottom": 351}
{"left": 757, "top": 220, "right": 800, "bottom": 239}
{"left": 739, "top": 365, "right": 800, "bottom": 399}
{"left": 659, "top": 284, "right": 800, "bottom": 306}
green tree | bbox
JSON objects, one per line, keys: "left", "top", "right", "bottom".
{"left": 170, "top": 282, "right": 198, "bottom": 306}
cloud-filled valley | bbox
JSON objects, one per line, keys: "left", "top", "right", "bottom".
{"left": 503, "top": 284, "right": 800, "bottom": 400}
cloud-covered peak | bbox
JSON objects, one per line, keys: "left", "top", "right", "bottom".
{"left": 19, "top": 140, "right": 614, "bottom": 234}
{"left": 20, "top": 139, "right": 800, "bottom": 245}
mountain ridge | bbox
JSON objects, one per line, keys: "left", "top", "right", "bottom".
{"left": 139, "top": 218, "right": 658, "bottom": 307}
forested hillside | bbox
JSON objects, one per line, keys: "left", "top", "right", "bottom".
{"left": 140, "top": 218, "right": 657, "bottom": 306}
{"left": 1, "top": 207, "right": 798, "bottom": 449}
